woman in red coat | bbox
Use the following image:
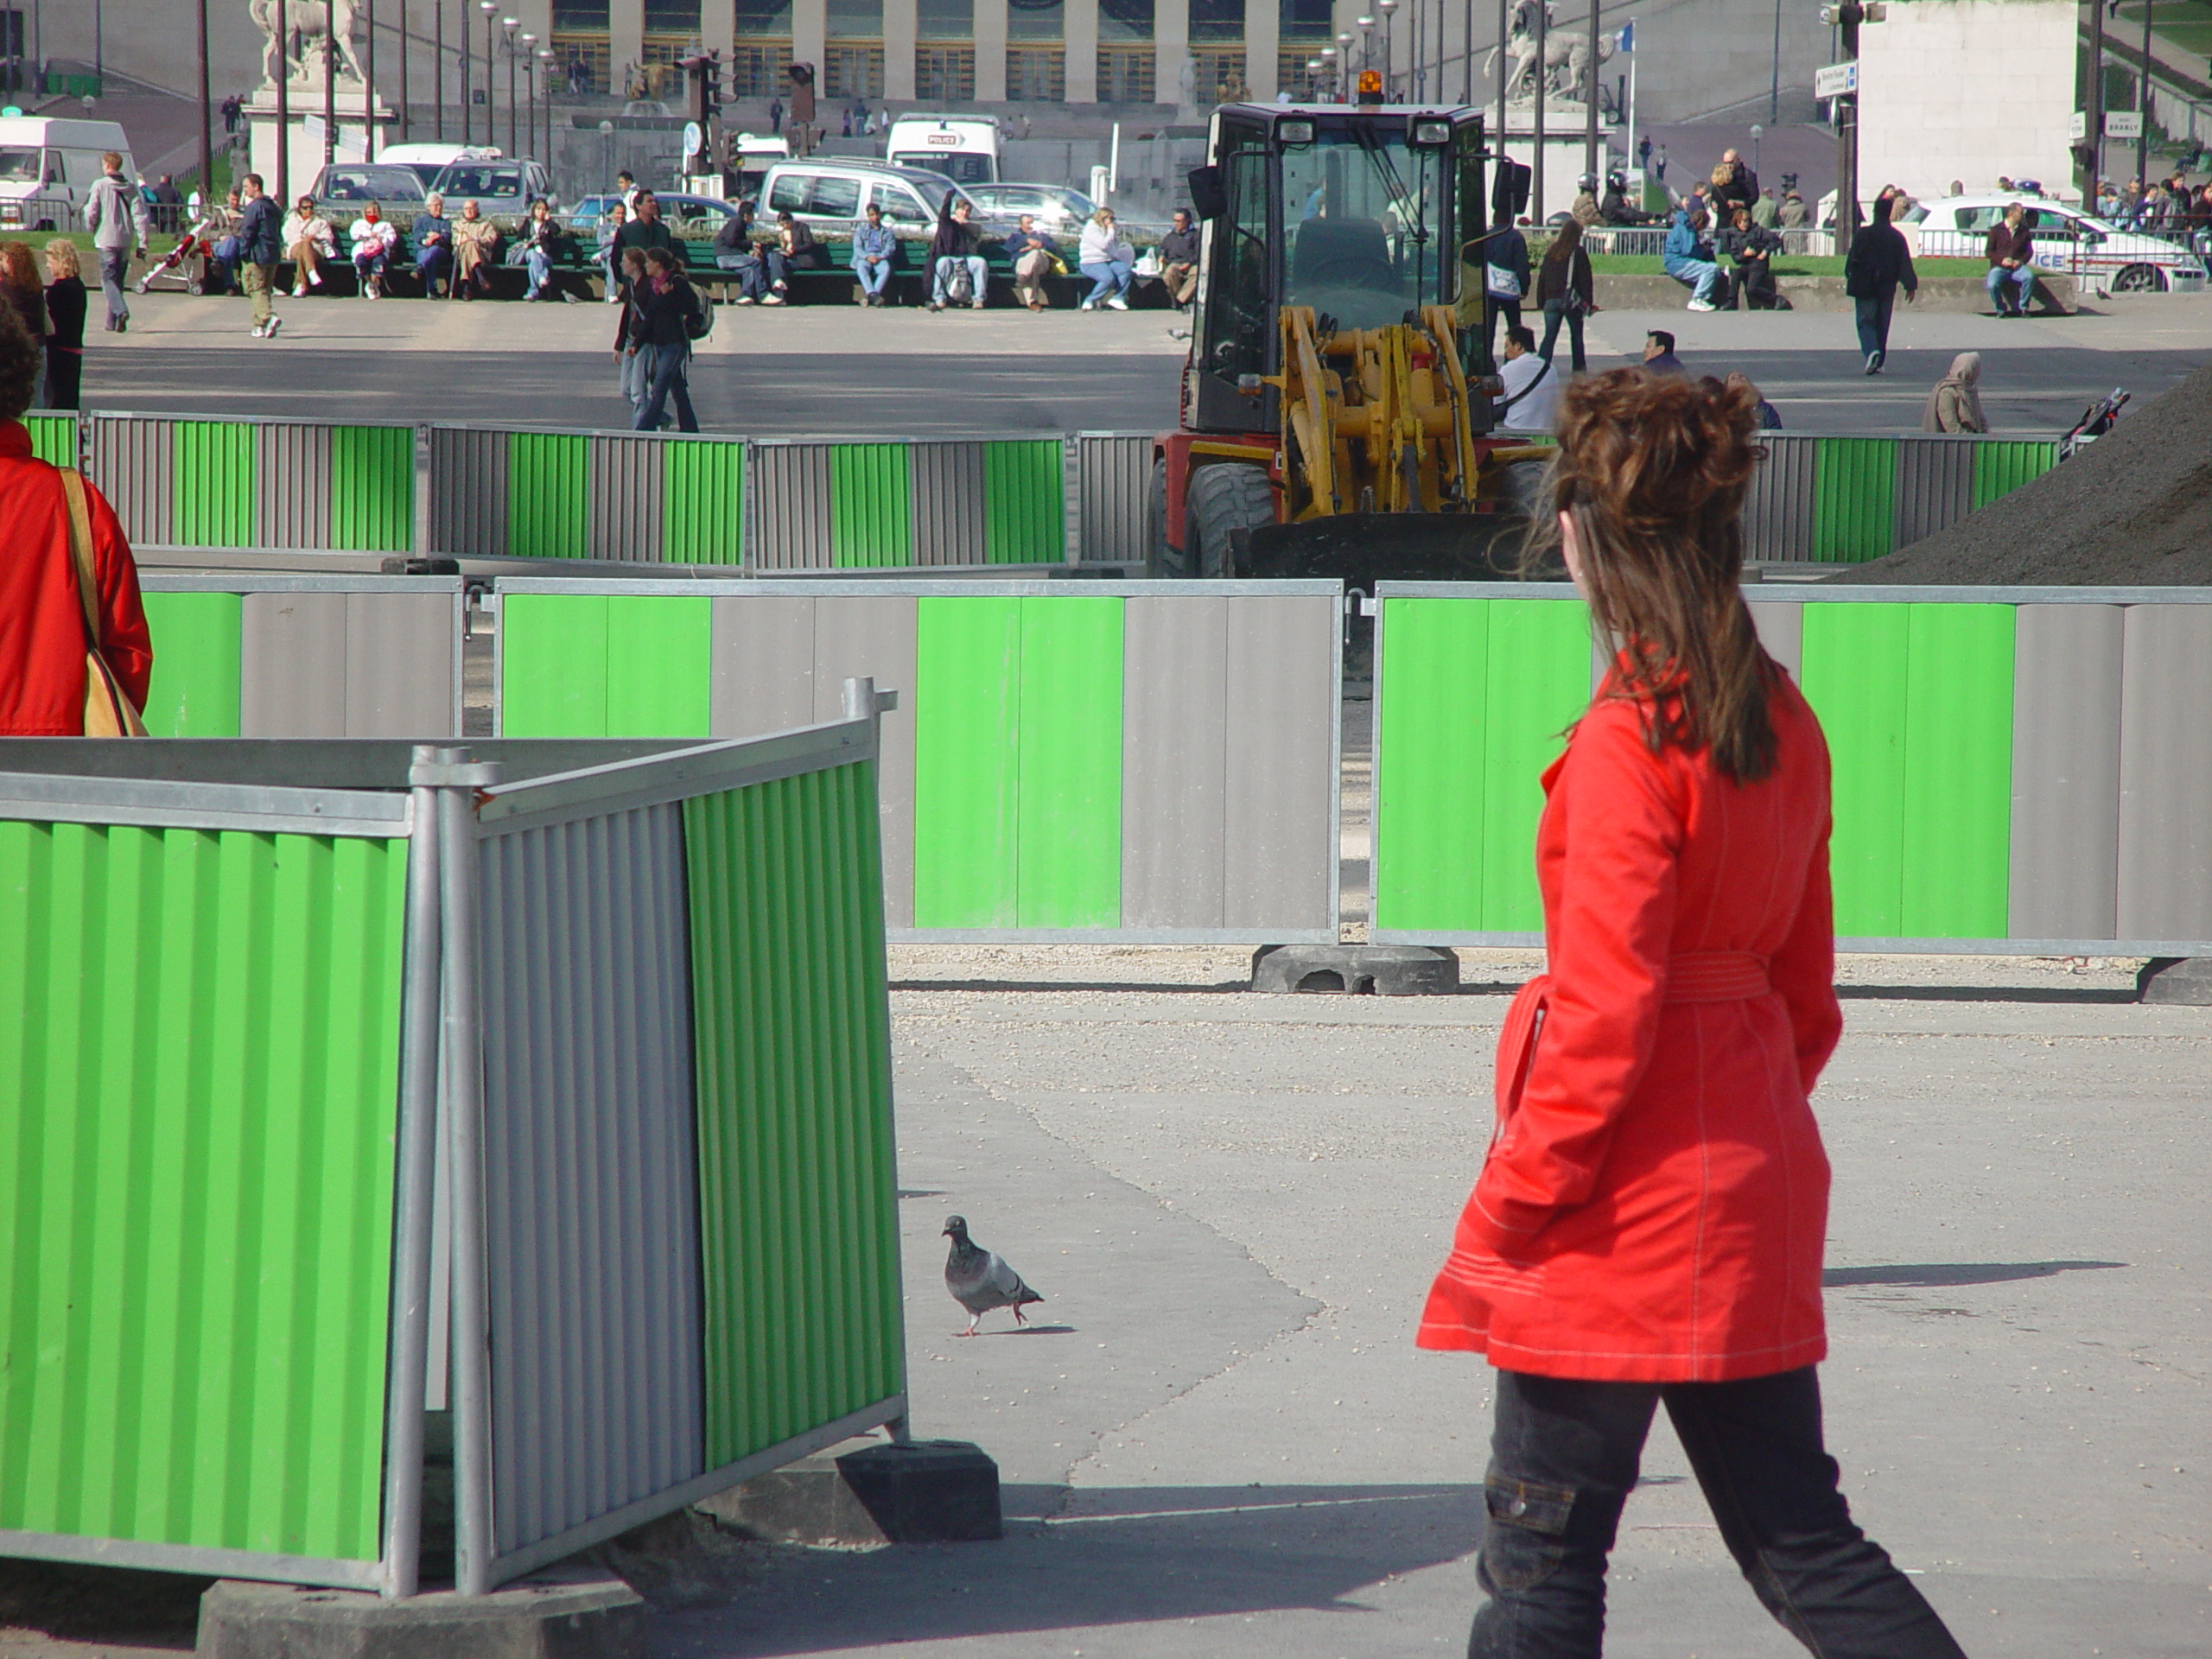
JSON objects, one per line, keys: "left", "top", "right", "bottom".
{"left": 1420, "top": 372, "right": 1965, "bottom": 1656}
{"left": 0, "top": 301, "right": 150, "bottom": 734}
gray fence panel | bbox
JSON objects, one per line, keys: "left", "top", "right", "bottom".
{"left": 241, "top": 591, "right": 349, "bottom": 736}
{"left": 809, "top": 597, "right": 921, "bottom": 930}
{"left": 479, "top": 804, "right": 707, "bottom": 1564}
{"left": 255, "top": 424, "right": 336, "bottom": 550}
{"left": 910, "top": 442, "right": 987, "bottom": 566}
{"left": 431, "top": 427, "right": 510, "bottom": 557}
{"left": 1747, "top": 600, "right": 1804, "bottom": 680}
{"left": 709, "top": 595, "right": 820, "bottom": 734}
{"left": 1077, "top": 434, "right": 1154, "bottom": 566}
{"left": 1122, "top": 595, "right": 1230, "bottom": 926}
{"left": 1891, "top": 436, "right": 1976, "bottom": 551}
{"left": 2115, "top": 604, "right": 2212, "bottom": 942}
{"left": 1744, "top": 434, "right": 1815, "bottom": 562}
{"left": 749, "top": 445, "right": 834, "bottom": 569}
{"left": 238, "top": 590, "right": 461, "bottom": 738}
{"left": 88, "top": 415, "right": 172, "bottom": 546}
{"left": 1222, "top": 594, "right": 1338, "bottom": 932}
{"left": 587, "top": 435, "right": 665, "bottom": 561}
{"left": 2010, "top": 603, "right": 2123, "bottom": 941}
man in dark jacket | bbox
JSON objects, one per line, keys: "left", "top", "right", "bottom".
{"left": 1717, "top": 207, "right": 1784, "bottom": 309}
{"left": 1713, "top": 148, "right": 1758, "bottom": 218}
{"left": 1157, "top": 208, "right": 1200, "bottom": 307}
{"left": 1470, "top": 208, "right": 1530, "bottom": 362}
{"left": 1984, "top": 201, "right": 2036, "bottom": 317}
{"left": 237, "top": 173, "right": 283, "bottom": 339}
{"left": 627, "top": 246, "right": 702, "bottom": 432}
{"left": 1842, "top": 191, "right": 1916, "bottom": 374}
{"left": 616, "top": 190, "right": 679, "bottom": 264}
{"left": 928, "top": 196, "right": 987, "bottom": 311}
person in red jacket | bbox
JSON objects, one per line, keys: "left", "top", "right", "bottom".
{"left": 1420, "top": 371, "right": 1966, "bottom": 1657}
{"left": 0, "top": 301, "right": 151, "bottom": 734}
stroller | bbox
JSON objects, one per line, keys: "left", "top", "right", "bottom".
{"left": 137, "top": 216, "right": 219, "bottom": 296}
{"left": 2059, "top": 388, "right": 2129, "bottom": 462}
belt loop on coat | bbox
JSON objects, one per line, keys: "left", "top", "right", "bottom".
{"left": 1664, "top": 950, "right": 1771, "bottom": 1002}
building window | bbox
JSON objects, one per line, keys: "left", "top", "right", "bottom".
{"left": 1279, "top": 0, "right": 1330, "bottom": 39}
{"left": 1279, "top": 48, "right": 1331, "bottom": 99}
{"left": 915, "top": 45, "right": 976, "bottom": 99}
{"left": 554, "top": 1, "right": 612, "bottom": 26}
{"left": 1006, "top": 45, "right": 1066, "bottom": 99}
{"left": 734, "top": 0, "right": 795, "bottom": 33}
{"left": 728, "top": 39, "right": 791, "bottom": 95}
{"left": 829, "top": 0, "right": 885, "bottom": 35}
{"left": 551, "top": 32, "right": 611, "bottom": 93}
{"left": 1192, "top": 45, "right": 1248, "bottom": 100}
{"left": 1097, "top": 44, "right": 1155, "bottom": 101}
{"left": 1100, "top": 0, "right": 1154, "bottom": 41}
{"left": 826, "top": 42, "right": 885, "bottom": 97}
{"left": 1191, "top": 0, "right": 1242, "bottom": 41}
{"left": 918, "top": 0, "right": 975, "bottom": 40}
{"left": 1007, "top": 0, "right": 1065, "bottom": 42}
{"left": 645, "top": 0, "right": 702, "bottom": 31}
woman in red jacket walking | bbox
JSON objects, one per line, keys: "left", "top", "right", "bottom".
{"left": 1420, "top": 372, "right": 1965, "bottom": 1656}
{"left": 0, "top": 301, "right": 151, "bottom": 734}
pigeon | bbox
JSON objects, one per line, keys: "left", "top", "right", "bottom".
{"left": 942, "top": 1215, "right": 1044, "bottom": 1338}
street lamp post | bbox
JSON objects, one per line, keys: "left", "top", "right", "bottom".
{"left": 1749, "top": 121, "right": 1763, "bottom": 181}
{"left": 480, "top": 3, "right": 497, "bottom": 153}
{"left": 503, "top": 17, "right": 519, "bottom": 158}
{"left": 457, "top": 1, "right": 468, "bottom": 145}
{"left": 1357, "top": 15, "right": 1376, "bottom": 77}
{"left": 365, "top": 0, "right": 376, "bottom": 162}
{"left": 1320, "top": 44, "right": 1339, "bottom": 100}
{"left": 1377, "top": 0, "right": 1398, "bottom": 97}
{"left": 538, "top": 46, "right": 556, "bottom": 168}
{"left": 323, "top": 0, "right": 337, "bottom": 165}
{"left": 1336, "top": 31, "right": 1353, "bottom": 98}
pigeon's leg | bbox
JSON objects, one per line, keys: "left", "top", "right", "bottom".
{"left": 1011, "top": 1302, "right": 1030, "bottom": 1327}
{"left": 954, "top": 1312, "right": 982, "bottom": 1338}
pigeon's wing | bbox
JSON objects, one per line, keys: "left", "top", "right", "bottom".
{"left": 986, "top": 1251, "right": 1042, "bottom": 1305}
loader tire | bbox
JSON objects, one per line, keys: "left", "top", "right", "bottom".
{"left": 1185, "top": 461, "right": 1277, "bottom": 580}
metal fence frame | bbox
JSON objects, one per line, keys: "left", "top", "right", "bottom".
{"left": 1368, "top": 581, "right": 2212, "bottom": 957}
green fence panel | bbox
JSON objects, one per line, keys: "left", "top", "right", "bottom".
{"left": 982, "top": 440, "right": 1064, "bottom": 564}
{"left": 1013, "top": 596, "right": 1122, "bottom": 928}
{"left": 686, "top": 766, "right": 901, "bottom": 1467}
{"left": 22, "top": 415, "right": 74, "bottom": 468}
{"left": 0, "top": 822, "right": 405, "bottom": 1562}
{"left": 1374, "top": 596, "right": 1590, "bottom": 935}
{"left": 603, "top": 595, "right": 713, "bottom": 736}
{"left": 327, "top": 425, "right": 414, "bottom": 554}
{"left": 499, "top": 593, "right": 607, "bottom": 735}
{"left": 662, "top": 439, "right": 745, "bottom": 563}
{"left": 1799, "top": 602, "right": 1911, "bottom": 935}
{"left": 170, "top": 423, "right": 254, "bottom": 548}
{"left": 912, "top": 597, "right": 1021, "bottom": 927}
{"left": 138, "top": 592, "right": 243, "bottom": 737}
{"left": 505, "top": 433, "right": 590, "bottom": 558}
{"left": 1899, "top": 604, "right": 2014, "bottom": 938}
{"left": 1811, "top": 438, "right": 1897, "bottom": 563}
{"left": 829, "top": 444, "right": 913, "bottom": 568}
{"left": 1969, "top": 440, "right": 2058, "bottom": 512}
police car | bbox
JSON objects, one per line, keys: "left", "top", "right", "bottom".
{"left": 1902, "top": 194, "right": 2208, "bottom": 294}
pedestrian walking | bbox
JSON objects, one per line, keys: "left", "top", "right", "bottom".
{"left": 1921, "top": 351, "right": 1987, "bottom": 433}
{"left": 1654, "top": 142, "right": 1667, "bottom": 184}
{"left": 612, "top": 247, "right": 652, "bottom": 416}
{"left": 0, "top": 301, "right": 151, "bottom": 735}
{"left": 1535, "top": 218, "right": 1596, "bottom": 372}
{"left": 1420, "top": 366, "right": 1970, "bottom": 1659}
{"left": 236, "top": 173, "right": 283, "bottom": 338}
{"left": 1842, "top": 192, "right": 1916, "bottom": 373}
{"left": 41, "top": 240, "right": 86, "bottom": 410}
{"left": 627, "top": 246, "right": 702, "bottom": 434}
{"left": 1471, "top": 207, "right": 1530, "bottom": 357}
{"left": 84, "top": 150, "right": 149, "bottom": 334}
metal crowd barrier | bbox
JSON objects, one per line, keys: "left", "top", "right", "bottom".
{"left": 1369, "top": 582, "right": 2212, "bottom": 955}
{"left": 1745, "top": 433, "right": 2059, "bottom": 564}
{"left": 492, "top": 577, "right": 1343, "bottom": 941}
{"left": 138, "top": 574, "right": 463, "bottom": 738}
{"left": 0, "top": 720, "right": 906, "bottom": 1596}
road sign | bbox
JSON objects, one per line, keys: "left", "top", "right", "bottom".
{"left": 1814, "top": 60, "right": 1859, "bottom": 101}
{"left": 683, "top": 119, "right": 704, "bottom": 160}
{"left": 2106, "top": 110, "right": 2143, "bottom": 138}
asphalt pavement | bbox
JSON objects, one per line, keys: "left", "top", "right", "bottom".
{"left": 80, "top": 286, "right": 2212, "bottom": 439}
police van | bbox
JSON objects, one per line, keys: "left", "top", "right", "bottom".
{"left": 883, "top": 114, "right": 1002, "bottom": 187}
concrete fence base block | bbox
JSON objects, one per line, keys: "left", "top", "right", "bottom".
{"left": 195, "top": 1572, "right": 646, "bottom": 1659}
{"left": 1250, "top": 944, "right": 1460, "bottom": 995}
{"left": 699, "top": 1440, "right": 1002, "bottom": 1547}
{"left": 2138, "top": 957, "right": 2212, "bottom": 1006}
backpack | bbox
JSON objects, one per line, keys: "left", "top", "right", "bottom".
{"left": 945, "top": 261, "right": 976, "bottom": 304}
{"left": 685, "top": 285, "right": 715, "bottom": 340}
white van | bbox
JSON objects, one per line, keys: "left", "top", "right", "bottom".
{"left": 884, "top": 114, "right": 1002, "bottom": 187}
{"left": 0, "top": 116, "right": 137, "bottom": 231}
{"left": 759, "top": 158, "right": 980, "bottom": 233}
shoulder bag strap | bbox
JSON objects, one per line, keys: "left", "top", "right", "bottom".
{"left": 59, "top": 469, "right": 100, "bottom": 642}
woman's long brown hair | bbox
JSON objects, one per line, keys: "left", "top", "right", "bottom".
{"left": 1525, "top": 368, "right": 1777, "bottom": 782}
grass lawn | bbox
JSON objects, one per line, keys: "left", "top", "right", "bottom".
{"left": 1587, "top": 252, "right": 1988, "bottom": 278}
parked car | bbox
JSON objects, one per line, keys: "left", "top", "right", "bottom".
{"left": 964, "top": 182, "right": 1096, "bottom": 230}
{"left": 757, "top": 159, "right": 980, "bottom": 234}
{"left": 426, "top": 157, "right": 556, "bottom": 216}
{"left": 308, "top": 162, "right": 431, "bottom": 211}
{"left": 1904, "top": 194, "right": 2209, "bottom": 293}
{"left": 376, "top": 141, "right": 502, "bottom": 188}
{"left": 567, "top": 191, "right": 744, "bottom": 237}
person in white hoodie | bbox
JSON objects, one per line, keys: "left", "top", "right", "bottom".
{"left": 1077, "top": 207, "right": 1135, "bottom": 311}
{"left": 83, "top": 151, "right": 148, "bottom": 334}
{"left": 283, "top": 195, "right": 339, "bottom": 296}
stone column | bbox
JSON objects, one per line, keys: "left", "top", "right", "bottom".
{"left": 611, "top": 0, "right": 645, "bottom": 84}
{"left": 975, "top": 0, "right": 1008, "bottom": 99}
{"left": 1244, "top": 0, "right": 1277, "bottom": 99}
{"left": 884, "top": 0, "right": 918, "bottom": 97}
{"left": 701, "top": 0, "right": 736, "bottom": 57}
{"left": 793, "top": 0, "right": 829, "bottom": 86}
{"left": 1065, "top": 0, "right": 1098, "bottom": 101}
{"left": 1155, "top": 0, "right": 1188, "bottom": 112}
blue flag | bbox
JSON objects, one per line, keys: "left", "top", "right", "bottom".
{"left": 1618, "top": 19, "right": 1635, "bottom": 50}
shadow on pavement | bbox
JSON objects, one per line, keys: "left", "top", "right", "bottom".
{"left": 658, "top": 1481, "right": 1481, "bottom": 1655}
{"left": 1835, "top": 984, "right": 2139, "bottom": 1004}
{"left": 1823, "top": 1260, "right": 2124, "bottom": 1287}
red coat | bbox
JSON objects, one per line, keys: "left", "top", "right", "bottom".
{"left": 1419, "top": 670, "right": 1842, "bottom": 1382}
{"left": 0, "top": 421, "right": 152, "bottom": 734}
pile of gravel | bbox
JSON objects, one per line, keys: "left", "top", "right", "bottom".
{"left": 1831, "top": 362, "right": 2212, "bottom": 585}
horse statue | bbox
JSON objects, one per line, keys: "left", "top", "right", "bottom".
{"left": 251, "top": 0, "right": 372, "bottom": 91}
{"left": 1484, "top": 4, "right": 1615, "bottom": 107}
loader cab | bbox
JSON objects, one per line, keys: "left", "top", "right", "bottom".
{"left": 1185, "top": 105, "right": 1488, "bottom": 435}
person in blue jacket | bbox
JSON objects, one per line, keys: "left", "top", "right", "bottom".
{"left": 1663, "top": 205, "right": 1726, "bottom": 311}
{"left": 849, "top": 202, "right": 897, "bottom": 307}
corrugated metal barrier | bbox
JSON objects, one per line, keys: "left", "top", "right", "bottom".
{"left": 0, "top": 721, "right": 907, "bottom": 1597}
{"left": 1745, "top": 434, "right": 2061, "bottom": 565}
{"left": 1369, "top": 582, "right": 2212, "bottom": 954}
{"left": 493, "top": 578, "right": 1344, "bottom": 942}
{"left": 137, "top": 575, "right": 464, "bottom": 738}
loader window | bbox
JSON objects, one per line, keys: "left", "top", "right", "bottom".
{"left": 1281, "top": 126, "right": 1441, "bottom": 329}
{"left": 1200, "top": 123, "right": 1273, "bottom": 383}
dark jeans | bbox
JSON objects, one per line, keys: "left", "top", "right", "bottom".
{"left": 1484, "top": 296, "right": 1522, "bottom": 362}
{"left": 1853, "top": 289, "right": 1897, "bottom": 360}
{"left": 1468, "top": 1367, "right": 1966, "bottom": 1659}
{"left": 633, "top": 340, "right": 697, "bottom": 432}
{"left": 1734, "top": 259, "right": 1777, "bottom": 309}
{"left": 45, "top": 347, "right": 81, "bottom": 410}
{"left": 1537, "top": 301, "right": 1585, "bottom": 371}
